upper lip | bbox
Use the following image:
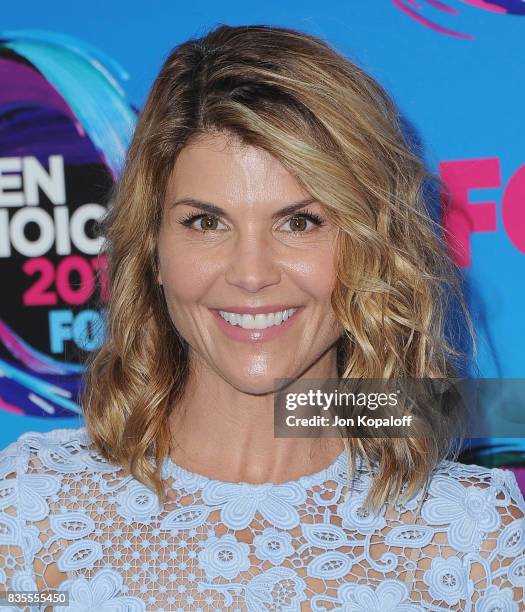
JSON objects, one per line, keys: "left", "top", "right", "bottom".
{"left": 212, "top": 305, "right": 301, "bottom": 315}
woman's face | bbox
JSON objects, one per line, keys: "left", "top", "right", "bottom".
{"left": 157, "top": 132, "right": 343, "bottom": 394}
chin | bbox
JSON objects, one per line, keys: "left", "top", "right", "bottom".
{"left": 225, "top": 372, "right": 296, "bottom": 396}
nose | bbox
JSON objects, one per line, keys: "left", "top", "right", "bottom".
{"left": 224, "top": 231, "right": 281, "bottom": 292}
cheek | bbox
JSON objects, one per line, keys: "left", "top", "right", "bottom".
{"left": 158, "top": 242, "right": 218, "bottom": 305}
{"left": 290, "top": 248, "right": 337, "bottom": 303}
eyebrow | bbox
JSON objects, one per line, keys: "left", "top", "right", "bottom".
{"left": 169, "top": 197, "right": 318, "bottom": 220}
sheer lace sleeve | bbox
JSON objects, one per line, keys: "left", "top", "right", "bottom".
{"left": 0, "top": 433, "right": 74, "bottom": 612}
{"left": 0, "top": 438, "right": 38, "bottom": 611}
{"left": 469, "top": 466, "right": 525, "bottom": 608}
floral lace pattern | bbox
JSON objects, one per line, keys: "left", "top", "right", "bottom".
{"left": 0, "top": 426, "right": 524, "bottom": 611}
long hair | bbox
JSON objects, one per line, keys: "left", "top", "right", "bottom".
{"left": 81, "top": 23, "right": 476, "bottom": 513}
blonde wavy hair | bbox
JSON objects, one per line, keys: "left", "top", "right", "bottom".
{"left": 82, "top": 24, "right": 476, "bottom": 514}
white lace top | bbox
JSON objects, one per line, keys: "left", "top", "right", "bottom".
{"left": 0, "top": 426, "right": 524, "bottom": 611}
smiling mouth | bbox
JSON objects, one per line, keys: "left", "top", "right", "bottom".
{"left": 218, "top": 307, "right": 299, "bottom": 330}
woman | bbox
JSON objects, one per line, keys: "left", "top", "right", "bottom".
{"left": 1, "top": 24, "right": 524, "bottom": 610}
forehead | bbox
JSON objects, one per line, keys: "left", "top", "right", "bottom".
{"left": 165, "top": 132, "right": 308, "bottom": 206}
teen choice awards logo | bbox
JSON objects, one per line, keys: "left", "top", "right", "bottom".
{"left": 392, "top": 0, "right": 525, "bottom": 38}
{"left": 0, "top": 31, "right": 136, "bottom": 418}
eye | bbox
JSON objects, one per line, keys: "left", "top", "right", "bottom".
{"left": 280, "top": 209, "right": 325, "bottom": 233}
{"left": 177, "top": 213, "right": 227, "bottom": 232}
{"left": 177, "top": 208, "right": 326, "bottom": 233}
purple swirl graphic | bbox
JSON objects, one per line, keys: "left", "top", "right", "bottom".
{"left": 0, "top": 31, "right": 136, "bottom": 418}
{"left": 0, "top": 321, "right": 83, "bottom": 417}
{"left": 393, "top": 0, "right": 525, "bottom": 38}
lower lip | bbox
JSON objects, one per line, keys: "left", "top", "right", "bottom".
{"left": 210, "top": 308, "right": 303, "bottom": 343}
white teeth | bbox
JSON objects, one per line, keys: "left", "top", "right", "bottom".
{"left": 218, "top": 308, "right": 298, "bottom": 329}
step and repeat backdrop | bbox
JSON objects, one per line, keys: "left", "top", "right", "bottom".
{"left": 1, "top": 1, "right": 524, "bottom": 489}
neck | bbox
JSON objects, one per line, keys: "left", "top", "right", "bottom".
{"left": 167, "top": 348, "right": 344, "bottom": 484}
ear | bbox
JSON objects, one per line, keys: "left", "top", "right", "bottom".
{"left": 157, "top": 271, "right": 163, "bottom": 286}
